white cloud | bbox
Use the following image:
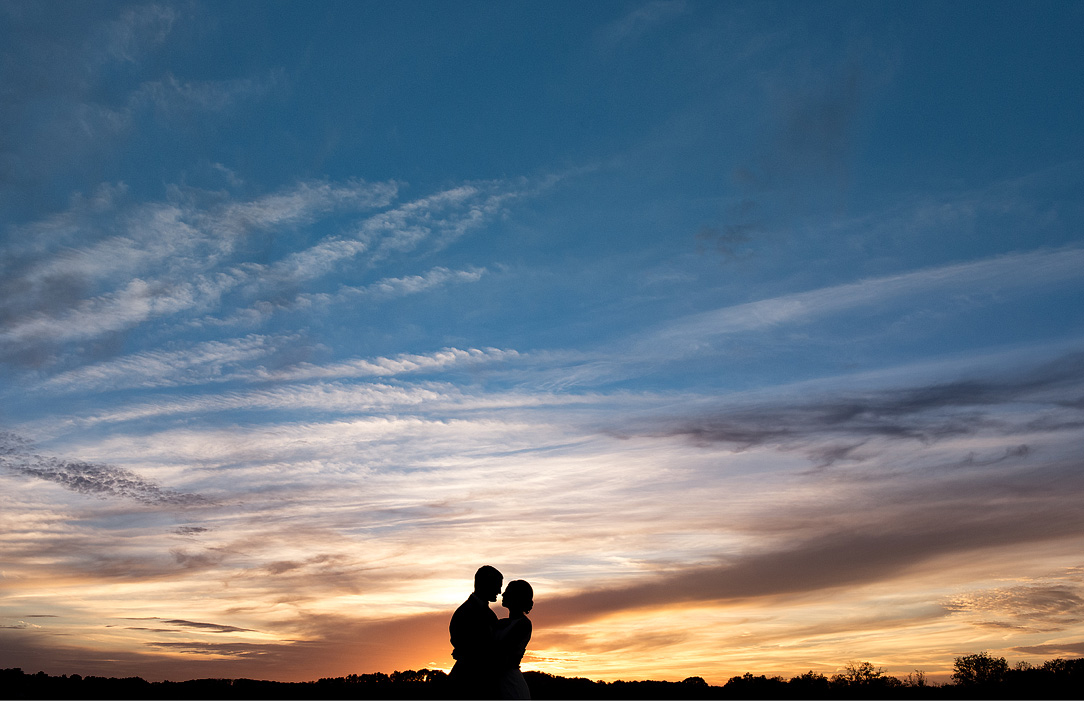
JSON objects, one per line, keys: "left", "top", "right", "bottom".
{"left": 206, "top": 179, "right": 398, "bottom": 240}
{"left": 0, "top": 178, "right": 402, "bottom": 359}
{"left": 598, "top": 0, "right": 688, "bottom": 51}
{"left": 36, "top": 335, "right": 287, "bottom": 393}
{"left": 93, "top": 3, "right": 178, "bottom": 66}
{"left": 272, "top": 181, "right": 518, "bottom": 283}
{"left": 360, "top": 266, "right": 486, "bottom": 297}
{"left": 132, "top": 73, "right": 282, "bottom": 115}
{"left": 256, "top": 346, "right": 520, "bottom": 383}
{"left": 643, "top": 247, "right": 1084, "bottom": 357}
{"left": 183, "top": 180, "right": 526, "bottom": 329}
{"left": 59, "top": 377, "right": 613, "bottom": 429}
{"left": 2, "top": 169, "right": 533, "bottom": 366}
{"left": 290, "top": 266, "right": 487, "bottom": 309}
{"left": 1, "top": 275, "right": 229, "bottom": 349}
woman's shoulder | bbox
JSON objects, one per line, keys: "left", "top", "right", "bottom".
{"left": 497, "top": 616, "right": 531, "bottom": 631}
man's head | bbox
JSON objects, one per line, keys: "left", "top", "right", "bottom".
{"left": 473, "top": 565, "right": 503, "bottom": 602}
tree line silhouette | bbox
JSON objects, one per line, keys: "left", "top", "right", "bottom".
{"left": 4, "top": 653, "right": 1082, "bottom": 699}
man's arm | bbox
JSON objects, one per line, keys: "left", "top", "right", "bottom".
{"left": 450, "top": 602, "right": 494, "bottom": 660}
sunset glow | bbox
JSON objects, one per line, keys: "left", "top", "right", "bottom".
{"left": 2, "top": 0, "right": 1084, "bottom": 687}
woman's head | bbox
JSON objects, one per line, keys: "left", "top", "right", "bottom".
{"left": 501, "top": 579, "right": 534, "bottom": 614}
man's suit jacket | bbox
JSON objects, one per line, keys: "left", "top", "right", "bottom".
{"left": 450, "top": 593, "right": 498, "bottom": 666}
{"left": 449, "top": 593, "right": 499, "bottom": 697}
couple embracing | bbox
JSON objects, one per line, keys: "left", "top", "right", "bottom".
{"left": 448, "top": 565, "right": 534, "bottom": 699}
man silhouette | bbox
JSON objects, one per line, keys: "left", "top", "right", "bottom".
{"left": 449, "top": 565, "right": 503, "bottom": 699}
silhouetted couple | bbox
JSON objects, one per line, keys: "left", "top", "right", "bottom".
{"left": 449, "top": 565, "right": 534, "bottom": 699}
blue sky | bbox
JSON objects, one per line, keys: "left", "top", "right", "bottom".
{"left": 2, "top": 0, "right": 1084, "bottom": 684}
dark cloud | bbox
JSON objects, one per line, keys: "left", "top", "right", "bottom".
{"left": 695, "top": 200, "right": 760, "bottom": 262}
{"left": 530, "top": 457, "right": 1084, "bottom": 628}
{"left": 11, "top": 458, "right": 206, "bottom": 506}
{"left": 174, "top": 526, "right": 209, "bottom": 535}
{"left": 733, "top": 56, "right": 868, "bottom": 199}
{"left": 1012, "top": 642, "right": 1084, "bottom": 657}
{"left": 0, "top": 431, "right": 205, "bottom": 506}
{"left": 163, "top": 619, "right": 256, "bottom": 634}
{"left": 260, "top": 554, "right": 353, "bottom": 577}
{"left": 620, "top": 352, "right": 1084, "bottom": 456}
{"left": 773, "top": 63, "right": 863, "bottom": 188}
{"left": 264, "top": 560, "right": 305, "bottom": 575}
{"left": 806, "top": 441, "right": 869, "bottom": 469}
{"left": 700, "top": 58, "right": 872, "bottom": 259}
{"left": 946, "top": 584, "right": 1084, "bottom": 627}
{"left": 0, "top": 431, "right": 34, "bottom": 456}
{"left": 0, "top": 265, "right": 93, "bottom": 334}
{"left": 169, "top": 548, "right": 224, "bottom": 570}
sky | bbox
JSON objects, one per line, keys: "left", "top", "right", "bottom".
{"left": 2, "top": 0, "right": 1084, "bottom": 686}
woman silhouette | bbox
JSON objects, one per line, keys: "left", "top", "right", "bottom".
{"left": 494, "top": 580, "right": 533, "bottom": 699}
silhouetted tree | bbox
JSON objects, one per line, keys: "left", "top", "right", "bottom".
{"left": 902, "top": 669, "right": 928, "bottom": 688}
{"left": 952, "top": 651, "right": 1008, "bottom": 687}
{"left": 832, "top": 660, "right": 886, "bottom": 685}
{"left": 723, "top": 672, "right": 788, "bottom": 697}
{"left": 6, "top": 657, "right": 1084, "bottom": 699}
{"left": 789, "top": 670, "right": 831, "bottom": 697}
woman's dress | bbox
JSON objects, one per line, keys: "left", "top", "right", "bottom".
{"left": 494, "top": 616, "right": 532, "bottom": 699}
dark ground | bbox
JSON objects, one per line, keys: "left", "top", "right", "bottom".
{"left": 5, "top": 657, "right": 1083, "bottom": 699}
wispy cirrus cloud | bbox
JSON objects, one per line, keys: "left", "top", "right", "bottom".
{"left": 948, "top": 582, "right": 1084, "bottom": 631}
{"left": 598, "top": 1, "right": 688, "bottom": 52}
{"left": 252, "top": 346, "right": 520, "bottom": 383}
{"left": 0, "top": 178, "right": 397, "bottom": 360}
{"left": 131, "top": 72, "right": 283, "bottom": 118}
{"left": 202, "top": 179, "right": 399, "bottom": 242}
{"left": 30, "top": 343, "right": 521, "bottom": 401}
{"left": 252, "top": 266, "right": 489, "bottom": 325}
{"left": 54, "top": 378, "right": 607, "bottom": 430}
{"left": 267, "top": 179, "right": 522, "bottom": 284}
{"left": 0, "top": 3, "right": 275, "bottom": 192}
{"left": 89, "top": 3, "right": 178, "bottom": 66}
{"left": 35, "top": 334, "right": 297, "bottom": 393}
{"left": 328, "top": 266, "right": 487, "bottom": 300}
{"left": 500, "top": 246, "right": 1084, "bottom": 391}
{"left": 0, "top": 176, "right": 522, "bottom": 365}
{"left": 645, "top": 247, "right": 1084, "bottom": 358}
{"left": 4, "top": 178, "right": 396, "bottom": 288}
{"left": 187, "top": 176, "right": 533, "bottom": 331}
